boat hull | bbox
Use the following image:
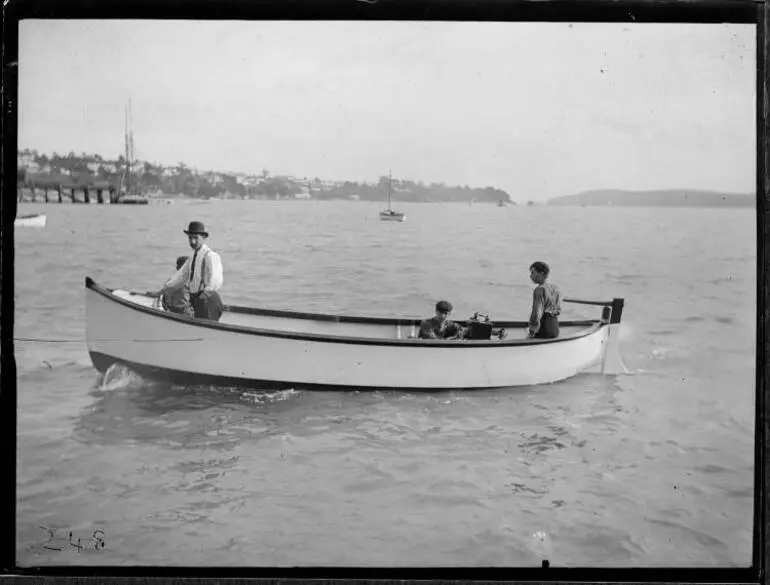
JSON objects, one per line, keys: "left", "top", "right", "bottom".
{"left": 379, "top": 213, "right": 406, "bottom": 222}
{"left": 85, "top": 278, "right": 618, "bottom": 391}
{"left": 15, "top": 213, "right": 46, "bottom": 228}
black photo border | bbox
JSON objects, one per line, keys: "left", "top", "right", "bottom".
{"left": 1, "top": 0, "right": 766, "bottom": 584}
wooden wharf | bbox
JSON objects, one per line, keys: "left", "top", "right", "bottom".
{"left": 15, "top": 170, "right": 142, "bottom": 204}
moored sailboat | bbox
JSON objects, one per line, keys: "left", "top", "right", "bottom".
{"left": 379, "top": 170, "right": 406, "bottom": 222}
{"left": 118, "top": 99, "right": 149, "bottom": 205}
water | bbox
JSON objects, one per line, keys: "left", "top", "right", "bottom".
{"left": 14, "top": 200, "right": 755, "bottom": 567}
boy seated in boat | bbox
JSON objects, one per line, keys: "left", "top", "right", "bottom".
{"left": 527, "top": 261, "right": 562, "bottom": 339}
{"left": 147, "top": 255, "right": 194, "bottom": 317}
{"left": 418, "top": 300, "right": 465, "bottom": 340}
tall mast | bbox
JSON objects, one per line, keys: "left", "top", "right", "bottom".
{"left": 124, "top": 98, "right": 135, "bottom": 195}
{"left": 129, "top": 98, "right": 134, "bottom": 171}
{"left": 124, "top": 103, "right": 130, "bottom": 195}
{"left": 129, "top": 99, "right": 135, "bottom": 194}
{"left": 388, "top": 168, "right": 392, "bottom": 209}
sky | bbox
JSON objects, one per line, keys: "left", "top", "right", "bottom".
{"left": 18, "top": 20, "right": 756, "bottom": 201}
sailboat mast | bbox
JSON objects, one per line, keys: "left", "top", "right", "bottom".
{"left": 128, "top": 99, "right": 135, "bottom": 195}
{"left": 129, "top": 98, "right": 134, "bottom": 171}
{"left": 388, "top": 169, "right": 392, "bottom": 210}
{"left": 124, "top": 104, "right": 130, "bottom": 195}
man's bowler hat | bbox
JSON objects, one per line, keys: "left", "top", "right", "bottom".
{"left": 183, "top": 221, "right": 209, "bottom": 237}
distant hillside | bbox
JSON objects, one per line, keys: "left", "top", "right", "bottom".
{"left": 547, "top": 189, "right": 755, "bottom": 208}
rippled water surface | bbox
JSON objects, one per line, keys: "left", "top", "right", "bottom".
{"left": 14, "top": 200, "right": 756, "bottom": 567}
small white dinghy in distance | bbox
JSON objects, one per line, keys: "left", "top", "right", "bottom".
{"left": 85, "top": 276, "right": 626, "bottom": 391}
{"left": 15, "top": 213, "right": 46, "bottom": 228}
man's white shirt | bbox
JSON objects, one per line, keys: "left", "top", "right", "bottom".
{"left": 164, "top": 243, "right": 223, "bottom": 293}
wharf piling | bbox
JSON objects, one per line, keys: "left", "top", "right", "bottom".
{"left": 17, "top": 176, "right": 119, "bottom": 204}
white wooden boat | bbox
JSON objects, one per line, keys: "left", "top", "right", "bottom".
{"left": 379, "top": 170, "right": 406, "bottom": 222}
{"left": 15, "top": 213, "right": 46, "bottom": 228}
{"left": 85, "top": 276, "right": 625, "bottom": 391}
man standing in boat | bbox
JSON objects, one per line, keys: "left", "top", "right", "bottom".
{"left": 153, "top": 221, "right": 224, "bottom": 321}
{"left": 527, "top": 261, "right": 562, "bottom": 338}
{"left": 418, "top": 300, "right": 465, "bottom": 339}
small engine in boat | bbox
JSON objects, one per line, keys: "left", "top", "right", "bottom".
{"left": 465, "top": 311, "right": 507, "bottom": 341}
{"left": 466, "top": 312, "right": 493, "bottom": 340}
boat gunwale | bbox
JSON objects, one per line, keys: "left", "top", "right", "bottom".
{"left": 225, "top": 301, "right": 596, "bottom": 329}
{"left": 85, "top": 276, "right": 607, "bottom": 348}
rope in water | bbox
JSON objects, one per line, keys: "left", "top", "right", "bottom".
{"left": 14, "top": 337, "right": 204, "bottom": 343}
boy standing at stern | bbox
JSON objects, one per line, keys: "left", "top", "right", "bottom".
{"left": 527, "top": 261, "right": 562, "bottom": 339}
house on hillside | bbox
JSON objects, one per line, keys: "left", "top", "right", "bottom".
{"left": 18, "top": 154, "right": 33, "bottom": 168}
{"left": 236, "top": 175, "right": 260, "bottom": 186}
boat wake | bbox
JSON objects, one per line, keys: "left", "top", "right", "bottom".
{"left": 98, "top": 363, "right": 150, "bottom": 391}
{"left": 238, "top": 388, "right": 301, "bottom": 405}
{"left": 530, "top": 531, "right": 555, "bottom": 564}
{"left": 174, "top": 383, "right": 303, "bottom": 406}
{"left": 648, "top": 346, "right": 693, "bottom": 362}
{"left": 95, "top": 364, "right": 303, "bottom": 406}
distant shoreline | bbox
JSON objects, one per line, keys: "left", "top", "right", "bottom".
{"left": 17, "top": 149, "right": 753, "bottom": 208}
{"left": 15, "top": 193, "right": 756, "bottom": 210}
{"left": 547, "top": 189, "right": 755, "bottom": 209}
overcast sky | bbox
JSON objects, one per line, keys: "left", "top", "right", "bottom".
{"left": 18, "top": 20, "right": 755, "bottom": 200}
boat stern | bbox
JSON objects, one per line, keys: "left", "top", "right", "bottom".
{"left": 600, "top": 298, "right": 628, "bottom": 375}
